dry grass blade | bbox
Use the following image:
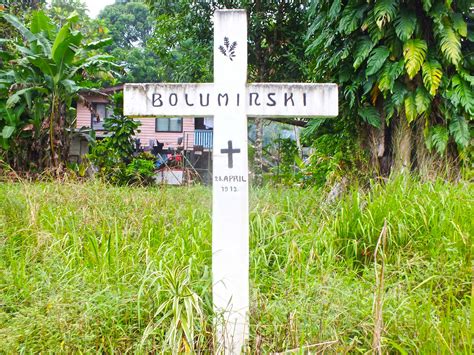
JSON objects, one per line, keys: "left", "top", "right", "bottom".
{"left": 372, "top": 219, "right": 388, "bottom": 354}
{"left": 272, "top": 339, "right": 338, "bottom": 354}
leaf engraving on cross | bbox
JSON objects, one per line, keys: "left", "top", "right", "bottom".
{"left": 218, "top": 37, "right": 237, "bottom": 61}
{"left": 124, "top": 9, "right": 337, "bottom": 354}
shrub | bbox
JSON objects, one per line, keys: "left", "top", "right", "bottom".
{"left": 124, "top": 153, "right": 156, "bottom": 186}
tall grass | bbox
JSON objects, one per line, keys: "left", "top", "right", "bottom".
{"left": 0, "top": 177, "right": 471, "bottom": 353}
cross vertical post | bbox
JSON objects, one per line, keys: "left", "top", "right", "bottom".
{"left": 123, "top": 9, "right": 338, "bottom": 355}
{"left": 212, "top": 10, "right": 249, "bottom": 354}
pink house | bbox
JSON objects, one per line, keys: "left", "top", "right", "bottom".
{"left": 75, "top": 85, "right": 213, "bottom": 152}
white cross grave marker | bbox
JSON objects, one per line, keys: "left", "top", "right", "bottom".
{"left": 124, "top": 9, "right": 338, "bottom": 354}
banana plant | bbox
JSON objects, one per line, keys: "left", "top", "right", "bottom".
{"left": 0, "top": 10, "right": 119, "bottom": 170}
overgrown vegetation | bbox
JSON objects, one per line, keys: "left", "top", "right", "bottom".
{"left": 306, "top": 0, "right": 473, "bottom": 176}
{"left": 87, "top": 94, "right": 155, "bottom": 186}
{"left": 0, "top": 9, "right": 118, "bottom": 172}
{"left": 0, "top": 177, "right": 471, "bottom": 353}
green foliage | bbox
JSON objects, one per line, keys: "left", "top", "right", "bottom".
{"left": 353, "top": 36, "right": 375, "bottom": 69}
{"left": 448, "top": 74, "right": 474, "bottom": 115}
{"left": 124, "top": 153, "right": 156, "bottom": 186}
{"left": 0, "top": 178, "right": 470, "bottom": 352}
{"left": 144, "top": 1, "right": 213, "bottom": 82}
{"left": 378, "top": 59, "right": 404, "bottom": 94}
{"left": 366, "top": 46, "right": 390, "bottom": 76}
{"left": 374, "top": 0, "right": 398, "bottom": 29}
{"left": 141, "top": 266, "right": 205, "bottom": 353}
{"left": 436, "top": 20, "right": 462, "bottom": 66}
{"left": 87, "top": 98, "right": 155, "bottom": 187}
{"left": 145, "top": 1, "right": 308, "bottom": 82}
{"left": 97, "top": 1, "right": 161, "bottom": 83}
{"left": 102, "top": 115, "right": 140, "bottom": 162}
{"left": 394, "top": 9, "right": 417, "bottom": 41}
{"left": 421, "top": 59, "right": 443, "bottom": 96}
{"left": 271, "top": 138, "right": 299, "bottom": 186}
{"left": 306, "top": 0, "right": 473, "bottom": 163}
{"left": 99, "top": 2, "right": 154, "bottom": 48}
{"left": 0, "top": 10, "right": 118, "bottom": 171}
{"left": 274, "top": 120, "right": 365, "bottom": 188}
{"left": 404, "top": 92, "right": 417, "bottom": 123}
{"left": 448, "top": 115, "right": 470, "bottom": 149}
{"left": 426, "top": 125, "right": 449, "bottom": 154}
{"left": 358, "top": 106, "right": 381, "bottom": 128}
{"left": 88, "top": 112, "right": 147, "bottom": 185}
{"left": 403, "top": 39, "right": 427, "bottom": 79}
{"left": 415, "top": 87, "right": 431, "bottom": 114}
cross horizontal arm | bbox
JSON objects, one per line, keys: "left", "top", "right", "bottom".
{"left": 123, "top": 83, "right": 338, "bottom": 118}
{"left": 124, "top": 83, "right": 215, "bottom": 117}
{"left": 246, "top": 83, "right": 338, "bottom": 117}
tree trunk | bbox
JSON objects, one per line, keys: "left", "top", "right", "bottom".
{"left": 254, "top": 117, "right": 264, "bottom": 185}
{"left": 364, "top": 106, "right": 389, "bottom": 176}
{"left": 391, "top": 112, "right": 412, "bottom": 175}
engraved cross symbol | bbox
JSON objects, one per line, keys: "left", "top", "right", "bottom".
{"left": 220, "top": 140, "right": 241, "bottom": 168}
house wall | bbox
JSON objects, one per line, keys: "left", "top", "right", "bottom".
{"left": 76, "top": 93, "right": 109, "bottom": 128}
{"left": 137, "top": 117, "right": 194, "bottom": 149}
{"left": 75, "top": 93, "right": 195, "bottom": 149}
{"left": 76, "top": 102, "right": 92, "bottom": 128}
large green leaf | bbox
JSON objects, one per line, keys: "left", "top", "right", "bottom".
{"left": 403, "top": 39, "right": 427, "bottom": 79}
{"left": 378, "top": 59, "right": 404, "bottom": 93}
{"left": 421, "top": 0, "right": 432, "bottom": 12}
{"left": 438, "top": 23, "right": 462, "bottom": 66}
{"left": 61, "top": 79, "right": 81, "bottom": 94}
{"left": 374, "top": 0, "right": 398, "bottom": 29}
{"left": 6, "top": 87, "right": 48, "bottom": 109}
{"left": 404, "top": 92, "right": 417, "bottom": 123}
{"left": 364, "top": 10, "right": 384, "bottom": 42}
{"left": 426, "top": 125, "right": 449, "bottom": 154}
{"left": 338, "top": 3, "right": 367, "bottom": 35}
{"left": 384, "top": 99, "right": 396, "bottom": 123}
{"left": 451, "top": 13, "right": 467, "bottom": 37}
{"left": 30, "top": 10, "right": 55, "bottom": 40}
{"left": 394, "top": 10, "right": 416, "bottom": 41}
{"left": 449, "top": 115, "right": 470, "bottom": 148}
{"left": 328, "top": 0, "right": 342, "bottom": 20}
{"left": 353, "top": 36, "right": 375, "bottom": 70}
{"left": 415, "top": 87, "right": 431, "bottom": 114}
{"left": 391, "top": 82, "right": 408, "bottom": 107}
{"left": 450, "top": 75, "right": 474, "bottom": 115}
{"left": 1, "top": 126, "right": 15, "bottom": 139}
{"left": 1, "top": 13, "right": 36, "bottom": 43}
{"left": 84, "top": 38, "right": 113, "bottom": 50}
{"left": 458, "top": 68, "right": 474, "bottom": 86}
{"left": 28, "top": 56, "right": 55, "bottom": 77}
{"left": 358, "top": 106, "right": 382, "bottom": 128}
{"left": 421, "top": 59, "right": 443, "bottom": 96}
{"left": 52, "top": 24, "right": 82, "bottom": 67}
{"left": 366, "top": 46, "right": 390, "bottom": 76}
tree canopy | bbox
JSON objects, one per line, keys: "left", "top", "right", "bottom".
{"left": 99, "top": 1, "right": 154, "bottom": 48}
{"left": 98, "top": 1, "right": 161, "bottom": 83}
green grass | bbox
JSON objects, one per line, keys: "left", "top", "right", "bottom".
{"left": 0, "top": 177, "right": 472, "bottom": 353}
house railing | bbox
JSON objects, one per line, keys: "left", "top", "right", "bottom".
{"left": 194, "top": 129, "right": 213, "bottom": 149}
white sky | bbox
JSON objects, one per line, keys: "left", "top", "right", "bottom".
{"left": 47, "top": 0, "right": 115, "bottom": 18}
{"left": 83, "top": 0, "right": 115, "bottom": 18}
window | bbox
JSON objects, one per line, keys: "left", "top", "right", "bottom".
{"left": 91, "top": 103, "right": 110, "bottom": 130}
{"left": 155, "top": 117, "right": 183, "bottom": 132}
